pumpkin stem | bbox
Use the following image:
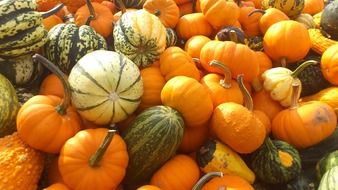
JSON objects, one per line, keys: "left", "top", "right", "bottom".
{"left": 32, "top": 54, "right": 71, "bottom": 115}
{"left": 248, "top": 9, "right": 266, "bottom": 17}
{"left": 290, "top": 80, "right": 301, "bottom": 109}
{"left": 229, "top": 30, "right": 238, "bottom": 43}
{"left": 237, "top": 74, "right": 253, "bottom": 111}
{"left": 209, "top": 60, "right": 232, "bottom": 88}
{"left": 192, "top": 0, "right": 197, "bottom": 13}
{"left": 114, "top": 0, "right": 127, "bottom": 14}
{"left": 281, "top": 58, "right": 287, "bottom": 67}
{"left": 291, "top": 60, "right": 318, "bottom": 78}
{"left": 192, "top": 172, "right": 224, "bottom": 190}
{"left": 41, "top": 3, "right": 64, "bottom": 18}
{"left": 85, "top": 0, "right": 96, "bottom": 20}
{"left": 264, "top": 137, "right": 278, "bottom": 152}
{"left": 154, "top": 9, "right": 161, "bottom": 16}
{"left": 89, "top": 127, "right": 116, "bottom": 167}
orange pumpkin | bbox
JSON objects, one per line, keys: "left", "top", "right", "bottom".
{"left": 138, "top": 67, "right": 166, "bottom": 111}
{"left": 59, "top": 128, "right": 128, "bottom": 190}
{"left": 252, "top": 88, "right": 284, "bottom": 120}
{"left": 161, "top": 76, "right": 213, "bottom": 128}
{"left": 75, "top": 0, "right": 114, "bottom": 37}
{"left": 159, "top": 46, "right": 200, "bottom": 81}
{"left": 272, "top": 81, "right": 337, "bottom": 149}
{"left": 200, "top": 0, "right": 240, "bottom": 27}
{"left": 250, "top": 8, "right": 289, "bottom": 34}
{"left": 143, "top": 0, "right": 180, "bottom": 28}
{"left": 302, "top": 0, "right": 324, "bottom": 15}
{"left": 40, "top": 74, "right": 65, "bottom": 98}
{"left": 250, "top": 0, "right": 262, "bottom": 8}
{"left": 178, "top": 123, "right": 209, "bottom": 153}
{"left": 16, "top": 54, "right": 81, "bottom": 154}
{"left": 201, "top": 60, "right": 243, "bottom": 108}
{"left": 101, "top": 0, "right": 116, "bottom": 14}
{"left": 200, "top": 40, "right": 259, "bottom": 82}
{"left": 210, "top": 75, "right": 266, "bottom": 154}
{"left": 184, "top": 35, "right": 211, "bottom": 59}
{"left": 176, "top": 13, "right": 213, "bottom": 40}
{"left": 137, "top": 185, "right": 162, "bottom": 190}
{"left": 321, "top": 44, "right": 338, "bottom": 85}
{"left": 256, "top": 51, "right": 273, "bottom": 79}
{"left": 174, "top": 0, "right": 192, "bottom": 5}
{"left": 150, "top": 154, "right": 200, "bottom": 190}
{"left": 178, "top": 1, "right": 194, "bottom": 16}
{"left": 238, "top": 6, "right": 262, "bottom": 36}
{"left": 43, "top": 183, "right": 70, "bottom": 190}
{"left": 60, "top": 0, "right": 104, "bottom": 13}
{"left": 36, "top": 0, "right": 65, "bottom": 18}
{"left": 264, "top": 20, "right": 311, "bottom": 66}
{"left": 43, "top": 15, "right": 63, "bottom": 31}
{"left": 253, "top": 109, "right": 272, "bottom": 135}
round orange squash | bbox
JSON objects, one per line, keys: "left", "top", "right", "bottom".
{"left": 39, "top": 74, "right": 65, "bottom": 98}
{"left": 321, "top": 44, "right": 338, "bottom": 85}
{"left": 176, "top": 13, "right": 213, "bottom": 40}
{"left": 250, "top": 8, "right": 289, "bottom": 34}
{"left": 302, "top": 0, "right": 324, "bottom": 15}
{"left": 184, "top": 35, "right": 211, "bottom": 59}
{"left": 143, "top": 0, "right": 180, "bottom": 28}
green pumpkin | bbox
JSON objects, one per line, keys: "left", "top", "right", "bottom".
{"left": 113, "top": 9, "right": 166, "bottom": 68}
{"left": 0, "top": 55, "right": 44, "bottom": 86}
{"left": 0, "top": 0, "right": 63, "bottom": 58}
{"left": 44, "top": 23, "right": 107, "bottom": 74}
{"left": 316, "top": 150, "right": 338, "bottom": 180}
{"left": 166, "top": 28, "right": 178, "bottom": 48}
{"left": 0, "top": 74, "right": 20, "bottom": 137}
{"left": 122, "top": 105, "right": 184, "bottom": 186}
{"left": 320, "top": 0, "right": 338, "bottom": 40}
{"left": 261, "top": 0, "right": 304, "bottom": 19}
{"left": 250, "top": 138, "right": 302, "bottom": 184}
{"left": 318, "top": 166, "right": 338, "bottom": 190}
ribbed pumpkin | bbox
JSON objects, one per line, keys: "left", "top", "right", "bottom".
{"left": 69, "top": 50, "right": 143, "bottom": 125}
{"left": 161, "top": 76, "right": 213, "bottom": 128}
{"left": 321, "top": 44, "right": 338, "bottom": 85}
{"left": 120, "top": 0, "right": 146, "bottom": 8}
{"left": 0, "top": 132, "right": 45, "bottom": 190}
{"left": 39, "top": 74, "right": 64, "bottom": 98}
{"left": 0, "top": 0, "right": 63, "bottom": 58}
{"left": 143, "top": 0, "right": 180, "bottom": 28}
{"left": 178, "top": 123, "right": 209, "bottom": 153}
{"left": 252, "top": 88, "right": 284, "bottom": 120}
{"left": 175, "top": 13, "right": 213, "bottom": 40}
{"left": 302, "top": 0, "right": 324, "bottom": 15}
{"left": 238, "top": 6, "right": 262, "bottom": 36}
{"left": 42, "top": 15, "right": 63, "bottom": 31}
{"left": 122, "top": 106, "right": 184, "bottom": 185}
{"left": 159, "top": 46, "right": 200, "bottom": 81}
{"left": 184, "top": 35, "right": 211, "bottom": 59}
{"left": 261, "top": 0, "right": 305, "bottom": 18}
{"left": 44, "top": 22, "right": 107, "bottom": 74}
{"left": 0, "top": 74, "right": 20, "bottom": 137}
{"left": 113, "top": 9, "right": 166, "bottom": 68}
{"left": 249, "top": 8, "right": 289, "bottom": 34}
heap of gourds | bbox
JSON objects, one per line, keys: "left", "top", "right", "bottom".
{"left": 0, "top": 0, "right": 337, "bottom": 189}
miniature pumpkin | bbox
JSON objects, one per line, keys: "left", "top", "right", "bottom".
{"left": 302, "top": 0, "right": 324, "bottom": 15}
{"left": 59, "top": 128, "right": 129, "bottom": 190}
{"left": 16, "top": 54, "right": 82, "bottom": 153}
{"left": 321, "top": 44, "right": 338, "bottom": 85}
{"left": 272, "top": 82, "right": 337, "bottom": 149}
{"left": 59, "top": 0, "right": 104, "bottom": 13}
{"left": 161, "top": 76, "right": 213, "bottom": 128}
{"left": 238, "top": 6, "right": 262, "bottom": 36}
{"left": 143, "top": 0, "right": 180, "bottom": 28}
{"left": 178, "top": 123, "right": 209, "bottom": 153}
{"left": 39, "top": 74, "right": 64, "bottom": 98}
{"left": 175, "top": 13, "right": 213, "bottom": 40}
{"left": 252, "top": 88, "right": 284, "bottom": 120}
{"left": 256, "top": 51, "right": 273, "bottom": 78}
{"left": 263, "top": 20, "right": 310, "bottom": 65}
{"left": 43, "top": 15, "right": 63, "bottom": 31}
{"left": 184, "top": 35, "right": 211, "bottom": 59}
{"left": 249, "top": 8, "right": 289, "bottom": 34}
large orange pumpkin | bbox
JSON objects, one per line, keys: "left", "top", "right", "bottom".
{"left": 176, "top": 13, "right": 213, "bottom": 40}
{"left": 143, "top": 0, "right": 180, "bottom": 28}
{"left": 321, "top": 44, "right": 338, "bottom": 85}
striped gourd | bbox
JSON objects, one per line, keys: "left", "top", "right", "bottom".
{"left": 122, "top": 105, "right": 184, "bottom": 185}
{"left": 166, "top": 28, "right": 178, "bottom": 48}
{"left": 121, "top": 0, "right": 146, "bottom": 8}
{"left": 0, "top": 74, "right": 20, "bottom": 137}
{"left": 44, "top": 23, "right": 107, "bottom": 74}
{"left": 316, "top": 150, "right": 338, "bottom": 180}
{"left": 318, "top": 166, "right": 338, "bottom": 190}
{"left": 68, "top": 50, "right": 143, "bottom": 125}
{"left": 308, "top": 28, "right": 337, "bottom": 54}
{"left": 0, "top": 0, "right": 63, "bottom": 58}
{"left": 261, "top": 0, "right": 304, "bottom": 19}
{"left": 0, "top": 55, "right": 44, "bottom": 86}
{"left": 113, "top": 9, "right": 166, "bottom": 68}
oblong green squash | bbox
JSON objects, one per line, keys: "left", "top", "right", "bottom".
{"left": 122, "top": 105, "right": 184, "bottom": 186}
{"left": 0, "top": 74, "right": 20, "bottom": 137}
{"left": 316, "top": 150, "right": 338, "bottom": 180}
{"left": 318, "top": 166, "right": 338, "bottom": 190}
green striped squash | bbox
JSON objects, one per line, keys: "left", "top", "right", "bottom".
{"left": 250, "top": 138, "right": 302, "bottom": 184}
{"left": 318, "top": 166, "right": 338, "bottom": 190}
{"left": 122, "top": 105, "right": 184, "bottom": 185}
{"left": 113, "top": 9, "right": 166, "bottom": 68}
{"left": 166, "top": 28, "right": 178, "bottom": 48}
{"left": 0, "top": 55, "right": 44, "bottom": 86}
{"left": 261, "top": 0, "right": 304, "bottom": 19}
{"left": 316, "top": 150, "right": 338, "bottom": 180}
{"left": 68, "top": 50, "right": 143, "bottom": 125}
{"left": 44, "top": 23, "right": 107, "bottom": 74}
{"left": 0, "top": 74, "right": 20, "bottom": 137}
{"left": 121, "top": 0, "right": 146, "bottom": 8}
{"left": 0, "top": 0, "right": 63, "bottom": 58}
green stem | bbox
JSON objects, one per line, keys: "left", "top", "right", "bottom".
{"left": 264, "top": 137, "right": 278, "bottom": 152}
{"left": 291, "top": 60, "right": 318, "bottom": 78}
{"left": 89, "top": 127, "right": 116, "bottom": 167}
{"left": 290, "top": 80, "right": 301, "bottom": 109}
{"left": 209, "top": 60, "right": 232, "bottom": 89}
{"left": 248, "top": 9, "right": 266, "bottom": 17}
{"left": 192, "top": 172, "right": 224, "bottom": 190}
{"left": 32, "top": 54, "right": 71, "bottom": 115}
{"left": 41, "top": 3, "right": 64, "bottom": 18}
{"left": 237, "top": 74, "right": 253, "bottom": 111}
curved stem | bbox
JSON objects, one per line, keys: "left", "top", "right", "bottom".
{"left": 41, "top": 3, "right": 64, "bottom": 18}
{"left": 237, "top": 74, "right": 253, "bottom": 111}
{"left": 248, "top": 9, "right": 266, "bottom": 17}
{"left": 32, "top": 54, "right": 71, "bottom": 115}
{"left": 291, "top": 60, "right": 318, "bottom": 78}
{"left": 290, "top": 80, "right": 301, "bottom": 109}
{"left": 209, "top": 60, "right": 232, "bottom": 89}
{"left": 85, "top": 15, "right": 95, "bottom": 25}
{"left": 85, "top": 0, "right": 96, "bottom": 20}
{"left": 89, "top": 128, "right": 116, "bottom": 167}
{"left": 229, "top": 30, "right": 238, "bottom": 43}
{"left": 192, "top": 172, "right": 224, "bottom": 190}
{"left": 114, "top": 0, "right": 127, "bottom": 14}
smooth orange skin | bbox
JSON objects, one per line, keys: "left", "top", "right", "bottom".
{"left": 253, "top": 110, "right": 272, "bottom": 135}
{"left": 321, "top": 44, "right": 338, "bottom": 85}
{"left": 252, "top": 89, "right": 284, "bottom": 120}
{"left": 256, "top": 51, "right": 273, "bottom": 79}
{"left": 272, "top": 101, "right": 337, "bottom": 149}
{"left": 176, "top": 13, "right": 213, "bottom": 40}
{"left": 174, "top": 0, "right": 192, "bottom": 5}
{"left": 143, "top": 0, "right": 180, "bottom": 28}
{"left": 239, "top": 6, "right": 262, "bottom": 37}
{"left": 201, "top": 175, "right": 254, "bottom": 190}
{"left": 16, "top": 95, "right": 81, "bottom": 153}
{"left": 178, "top": 123, "right": 209, "bottom": 153}
{"left": 43, "top": 183, "right": 70, "bottom": 190}
{"left": 40, "top": 74, "right": 65, "bottom": 98}
{"left": 161, "top": 76, "right": 213, "bottom": 128}
{"left": 150, "top": 155, "right": 200, "bottom": 190}
{"left": 43, "top": 15, "right": 63, "bottom": 31}
{"left": 211, "top": 102, "right": 266, "bottom": 154}
{"left": 263, "top": 20, "right": 311, "bottom": 64}
{"left": 258, "top": 8, "right": 289, "bottom": 34}
{"left": 302, "top": 0, "right": 324, "bottom": 15}
{"left": 137, "top": 185, "right": 162, "bottom": 190}
{"left": 184, "top": 35, "right": 211, "bottom": 59}
{"left": 59, "top": 128, "right": 129, "bottom": 190}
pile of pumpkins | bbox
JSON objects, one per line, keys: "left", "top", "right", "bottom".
{"left": 0, "top": 0, "right": 338, "bottom": 189}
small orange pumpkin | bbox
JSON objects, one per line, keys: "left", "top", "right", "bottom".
{"left": 302, "top": 0, "right": 324, "bottom": 15}
{"left": 256, "top": 51, "right": 273, "bottom": 79}
{"left": 43, "top": 15, "right": 63, "bottom": 31}
{"left": 178, "top": 123, "right": 209, "bottom": 153}
{"left": 184, "top": 35, "right": 211, "bottom": 59}
{"left": 40, "top": 74, "right": 65, "bottom": 98}
{"left": 238, "top": 6, "right": 262, "bottom": 36}
{"left": 321, "top": 44, "right": 338, "bottom": 85}
{"left": 60, "top": 0, "right": 104, "bottom": 13}
{"left": 143, "top": 0, "right": 180, "bottom": 28}
{"left": 176, "top": 13, "right": 213, "bottom": 40}
{"left": 250, "top": 8, "right": 289, "bottom": 34}
{"left": 101, "top": 0, "right": 116, "bottom": 14}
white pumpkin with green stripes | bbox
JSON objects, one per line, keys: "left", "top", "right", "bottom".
{"left": 68, "top": 50, "right": 143, "bottom": 125}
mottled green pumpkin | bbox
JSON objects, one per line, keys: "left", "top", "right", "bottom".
{"left": 318, "top": 166, "right": 338, "bottom": 190}
{"left": 166, "top": 27, "right": 178, "bottom": 48}
{"left": 44, "top": 23, "right": 107, "bottom": 74}
{"left": 0, "top": 74, "right": 20, "bottom": 137}
{"left": 113, "top": 9, "right": 166, "bottom": 68}
{"left": 261, "top": 0, "right": 305, "bottom": 19}
{"left": 316, "top": 150, "right": 338, "bottom": 180}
